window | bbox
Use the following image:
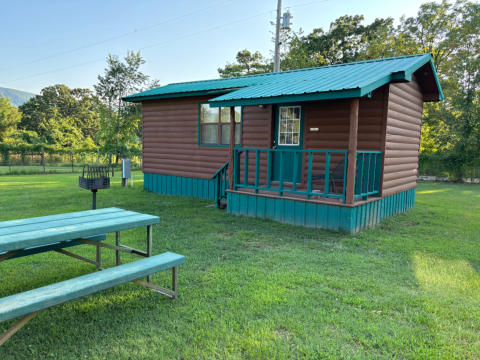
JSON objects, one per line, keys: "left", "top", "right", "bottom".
{"left": 278, "top": 106, "right": 301, "bottom": 146}
{"left": 199, "top": 103, "right": 241, "bottom": 146}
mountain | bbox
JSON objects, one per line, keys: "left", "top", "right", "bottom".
{"left": 0, "top": 87, "right": 36, "bottom": 106}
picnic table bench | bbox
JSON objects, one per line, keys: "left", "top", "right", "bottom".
{"left": 0, "top": 207, "right": 185, "bottom": 347}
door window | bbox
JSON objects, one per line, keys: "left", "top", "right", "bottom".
{"left": 278, "top": 106, "right": 301, "bottom": 146}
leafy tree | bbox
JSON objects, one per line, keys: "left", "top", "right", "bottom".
{"left": 18, "top": 84, "right": 101, "bottom": 145}
{"left": 398, "top": 0, "right": 480, "bottom": 178}
{"left": 283, "top": 15, "right": 395, "bottom": 69}
{"left": 0, "top": 97, "right": 21, "bottom": 141}
{"left": 218, "top": 50, "right": 272, "bottom": 78}
{"left": 95, "top": 51, "right": 152, "bottom": 162}
{"left": 219, "top": 1, "right": 479, "bottom": 178}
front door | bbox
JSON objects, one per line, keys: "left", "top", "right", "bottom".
{"left": 273, "top": 105, "right": 303, "bottom": 183}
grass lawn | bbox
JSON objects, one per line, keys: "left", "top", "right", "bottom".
{"left": 0, "top": 173, "right": 479, "bottom": 359}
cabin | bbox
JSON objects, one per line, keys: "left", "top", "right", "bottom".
{"left": 124, "top": 53, "right": 443, "bottom": 233}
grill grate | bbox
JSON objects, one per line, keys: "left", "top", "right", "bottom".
{"left": 79, "top": 165, "right": 111, "bottom": 190}
{"left": 78, "top": 165, "right": 111, "bottom": 209}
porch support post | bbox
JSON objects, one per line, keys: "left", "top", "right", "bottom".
{"left": 228, "top": 107, "right": 236, "bottom": 189}
{"left": 346, "top": 98, "right": 359, "bottom": 204}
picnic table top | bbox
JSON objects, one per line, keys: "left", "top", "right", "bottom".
{"left": 0, "top": 207, "right": 160, "bottom": 253}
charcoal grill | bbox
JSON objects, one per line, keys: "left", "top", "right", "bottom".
{"left": 79, "top": 165, "right": 110, "bottom": 209}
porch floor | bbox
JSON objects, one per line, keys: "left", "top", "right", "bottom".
{"left": 228, "top": 188, "right": 380, "bottom": 207}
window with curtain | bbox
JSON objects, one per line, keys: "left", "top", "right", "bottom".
{"left": 199, "top": 103, "right": 241, "bottom": 146}
{"left": 278, "top": 106, "right": 301, "bottom": 146}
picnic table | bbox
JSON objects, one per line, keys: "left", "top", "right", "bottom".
{"left": 0, "top": 207, "right": 185, "bottom": 347}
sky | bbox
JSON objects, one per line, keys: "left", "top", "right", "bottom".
{"left": 0, "top": 0, "right": 439, "bottom": 94}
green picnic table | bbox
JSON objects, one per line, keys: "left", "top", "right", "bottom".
{"left": 0, "top": 207, "right": 185, "bottom": 347}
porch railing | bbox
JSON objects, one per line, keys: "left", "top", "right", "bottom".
{"left": 233, "top": 148, "right": 348, "bottom": 201}
{"left": 354, "top": 151, "right": 382, "bottom": 199}
{"left": 233, "top": 148, "right": 383, "bottom": 203}
{"left": 211, "top": 161, "right": 229, "bottom": 207}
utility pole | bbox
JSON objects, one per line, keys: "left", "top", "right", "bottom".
{"left": 273, "top": 0, "right": 282, "bottom": 72}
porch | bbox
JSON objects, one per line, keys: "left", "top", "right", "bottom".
{"left": 211, "top": 146, "right": 403, "bottom": 234}
{"left": 231, "top": 147, "right": 382, "bottom": 204}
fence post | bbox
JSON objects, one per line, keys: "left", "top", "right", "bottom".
{"left": 41, "top": 148, "right": 45, "bottom": 174}
{"left": 71, "top": 150, "right": 74, "bottom": 173}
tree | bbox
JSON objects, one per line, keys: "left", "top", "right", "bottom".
{"left": 218, "top": 50, "right": 272, "bottom": 78}
{"left": 18, "top": 84, "right": 101, "bottom": 145}
{"left": 397, "top": 0, "right": 480, "bottom": 178}
{"left": 0, "top": 98, "right": 21, "bottom": 141}
{"left": 95, "top": 51, "right": 152, "bottom": 162}
{"left": 219, "top": 1, "right": 479, "bottom": 178}
{"left": 282, "top": 15, "right": 395, "bottom": 69}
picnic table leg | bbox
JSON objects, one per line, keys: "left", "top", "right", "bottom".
{"left": 0, "top": 312, "right": 38, "bottom": 346}
{"left": 96, "top": 243, "right": 101, "bottom": 270}
{"left": 172, "top": 267, "right": 178, "bottom": 299}
{"left": 115, "top": 231, "right": 121, "bottom": 266}
{"left": 146, "top": 225, "right": 152, "bottom": 283}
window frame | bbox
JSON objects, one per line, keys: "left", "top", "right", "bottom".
{"left": 198, "top": 102, "right": 243, "bottom": 147}
{"left": 277, "top": 105, "right": 302, "bottom": 147}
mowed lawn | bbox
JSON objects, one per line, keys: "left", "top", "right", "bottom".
{"left": 0, "top": 173, "right": 479, "bottom": 359}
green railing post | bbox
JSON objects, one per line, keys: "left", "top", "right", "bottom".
{"left": 266, "top": 151, "right": 272, "bottom": 189}
{"left": 369, "top": 153, "right": 376, "bottom": 193}
{"left": 255, "top": 150, "right": 260, "bottom": 194}
{"left": 355, "top": 153, "right": 364, "bottom": 196}
{"left": 363, "top": 153, "right": 371, "bottom": 200}
{"left": 375, "top": 153, "right": 382, "bottom": 192}
{"left": 306, "top": 152, "right": 313, "bottom": 199}
{"left": 292, "top": 151, "right": 298, "bottom": 192}
{"left": 342, "top": 152, "right": 348, "bottom": 203}
{"left": 324, "top": 152, "right": 331, "bottom": 195}
{"left": 244, "top": 150, "right": 249, "bottom": 186}
{"left": 234, "top": 150, "right": 240, "bottom": 190}
{"left": 279, "top": 151, "right": 284, "bottom": 196}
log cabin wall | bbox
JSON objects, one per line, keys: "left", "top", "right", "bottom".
{"left": 141, "top": 81, "right": 423, "bottom": 198}
{"left": 301, "top": 87, "right": 385, "bottom": 186}
{"left": 381, "top": 77, "right": 424, "bottom": 196}
{"left": 303, "top": 87, "right": 385, "bottom": 152}
{"left": 142, "top": 96, "right": 271, "bottom": 179}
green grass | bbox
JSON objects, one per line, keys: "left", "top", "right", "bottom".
{"left": 0, "top": 173, "right": 479, "bottom": 359}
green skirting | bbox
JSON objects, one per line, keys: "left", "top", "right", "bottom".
{"left": 144, "top": 173, "right": 217, "bottom": 200}
{"left": 227, "top": 188, "right": 416, "bottom": 233}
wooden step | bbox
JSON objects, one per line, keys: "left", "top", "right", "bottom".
{"left": 0, "top": 252, "right": 185, "bottom": 322}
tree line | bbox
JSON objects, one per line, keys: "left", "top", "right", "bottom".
{"left": 0, "top": 0, "right": 477, "bottom": 177}
{"left": 218, "top": 0, "right": 479, "bottom": 179}
{"left": 0, "top": 51, "right": 154, "bottom": 163}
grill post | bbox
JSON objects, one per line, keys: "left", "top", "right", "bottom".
{"left": 92, "top": 189, "right": 97, "bottom": 210}
{"left": 79, "top": 165, "right": 110, "bottom": 210}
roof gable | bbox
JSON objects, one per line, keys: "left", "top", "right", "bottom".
{"left": 124, "top": 53, "right": 443, "bottom": 104}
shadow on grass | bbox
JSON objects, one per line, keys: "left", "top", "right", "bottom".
{"left": 0, "top": 177, "right": 479, "bottom": 358}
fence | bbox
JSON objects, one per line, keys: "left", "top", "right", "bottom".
{"left": 418, "top": 154, "right": 480, "bottom": 182}
{"left": 0, "top": 149, "right": 142, "bottom": 176}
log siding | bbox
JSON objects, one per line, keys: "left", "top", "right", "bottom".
{"left": 142, "top": 96, "right": 271, "bottom": 179}
{"left": 382, "top": 77, "right": 424, "bottom": 196}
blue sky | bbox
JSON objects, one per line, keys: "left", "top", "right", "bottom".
{"left": 0, "top": 0, "right": 439, "bottom": 94}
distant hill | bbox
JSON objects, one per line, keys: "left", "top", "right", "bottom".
{"left": 0, "top": 87, "right": 36, "bottom": 106}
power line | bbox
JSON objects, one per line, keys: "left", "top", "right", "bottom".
{"left": 2, "top": 10, "right": 273, "bottom": 85}
{"left": 0, "top": 0, "right": 234, "bottom": 72}
{"left": 1, "top": 0, "right": 331, "bottom": 86}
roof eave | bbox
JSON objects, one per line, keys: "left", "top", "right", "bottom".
{"left": 403, "top": 55, "right": 444, "bottom": 101}
{"left": 122, "top": 89, "right": 237, "bottom": 103}
{"left": 208, "top": 88, "right": 363, "bottom": 107}
{"left": 358, "top": 54, "right": 444, "bottom": 101}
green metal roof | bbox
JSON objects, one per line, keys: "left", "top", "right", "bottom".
{"left": 123, "top": 53, "right": 443, "bottom": 105}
